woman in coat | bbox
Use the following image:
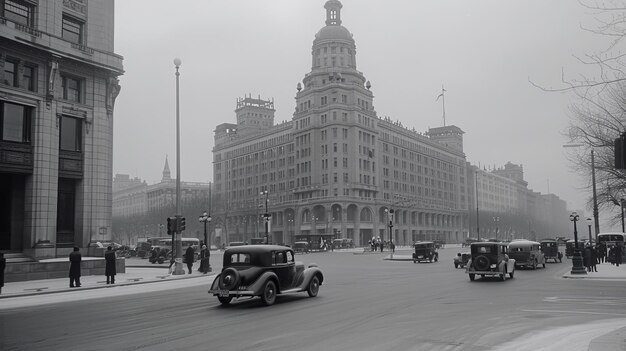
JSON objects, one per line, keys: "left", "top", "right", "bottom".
{"left": 104, "top": 246, "right": 117, "bottom": 284}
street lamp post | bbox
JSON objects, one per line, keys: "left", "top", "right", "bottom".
{"left": 199, "top": 211, "right": 211, "bottom": 249}
{"left": 586, "top": 217, "right": 593, "bottom": 243}
{"left": 570, "top": 212, "right": 587, "bottom": 275}
{"left": 621, "top": 199, "right": 625, "bottom": 233}
{"left": 172, "top": 57, "right": 184, "bottom": 275}
{"left": 260, "top": 190, "right": 270, "bottom": 244}
{"left": 493, "top": 216, "right": 500, "bottom": 241}
{"left": 386, "top": 208, "right": 395, "bottom": 254}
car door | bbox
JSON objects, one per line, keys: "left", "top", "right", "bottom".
{"left": 272, "top": 250, "right": 296, "bottom": 290}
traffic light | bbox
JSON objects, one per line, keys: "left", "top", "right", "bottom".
{"left": 177, "top": 216, "right": 186, "bottom": 232}
{"left": 167, "top": 216, "right": 177, "bottom": 235}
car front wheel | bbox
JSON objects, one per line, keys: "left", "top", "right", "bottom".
{"left": 261, "top": 280, "right": 277, "bottom": 306}
{"left": 307, "top": 276, "right": 320, "bottom": 297}
{"left": 218, "top": 296, "right": 232, "bottom": 305}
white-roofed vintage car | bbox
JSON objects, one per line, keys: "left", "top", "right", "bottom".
{"left": 508, "top": 240, "right": 546, "bottom": 269}
{"left": 466, "top": 242, "right": 516, "bottom": 281}
{"left": 208, "top": 245, "right": 324, "bottom": 306}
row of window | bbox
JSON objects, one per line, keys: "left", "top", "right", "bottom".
{"left": 1, "top": 0, "right": 85, "bottom": 44}
{"left": 0, "top": 101, "right": 81, "bottom": 151}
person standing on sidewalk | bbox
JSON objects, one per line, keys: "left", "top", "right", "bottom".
{"left": 104, "top": 246, "right": 117, "bottom": 284}
{"left": 185, "top": 245, "right": 195, "bottom": 274}
{"left": 69, "top": 247, "right": 82, "bottom": 288}
{"left": 0, "top": 252, "right": 5, "bottom": 294}
{"left": 615, "top": 244, "right": 623, "bottom": 267}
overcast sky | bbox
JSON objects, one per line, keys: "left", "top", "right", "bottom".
{"left": 113, "top": 0, "right": 616, "bottom": 227}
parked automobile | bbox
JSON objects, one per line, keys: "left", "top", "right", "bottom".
{"left": 508, "top": 240, "right": 546, "bottom": 269}
{"left": 453, "top": 252, "right": 471, "bottom": 268}
{"left": 412, "top": 241, "right": 439, "bottom": 263}
{"left": 293, "top": 241, "right": 310, "bottom": 254}
{"left": 208, "top": 245, "right": 324, "bottom": 306}
{"left": 540, "top": 239, "right": 563, "bottom": 263}
{"left": 466, "top": 242, "right": 515, "bottom": 281}
{"left": 148, "top": 246, "right": 169, "bottom": 264}
{"left": 332, "top": 238, "right": 355, "bottom": 249}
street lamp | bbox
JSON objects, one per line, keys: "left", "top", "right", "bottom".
{"left": 586, "top": 217, "right": 593, "bottom": 243}
{"left": 199, "top": 211, "right": 212, "bottom": 249}
{"left": 385, "top": 208, "right": 395, "bottom": 254}
{"left": 569, "top": 212, "right": 587, "bottom": 275}
{"left": 172, "top": 57, "right": 184, "bottom": 275}
{"left": 260, "top": 190, "right": 270, "bottom": 244}
{"left": 493, "top": 216, "right": 500, "bottom": 241}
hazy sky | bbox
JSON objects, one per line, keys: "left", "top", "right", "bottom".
{"left": 113, "top": 0, "right": 615, "bottom": 226}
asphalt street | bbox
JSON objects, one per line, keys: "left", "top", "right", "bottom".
{"left": 1, "top": 248, "right": 625, "bottom": 351}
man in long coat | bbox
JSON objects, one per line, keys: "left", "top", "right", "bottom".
{"left": 69, "top": 247, "right": 82, "bottom": 288}
{"left": 0, "top": 252, "right": 5, "bottom": 294}
{"left": 104, "top": 246, "right": 117, "bottom": 284}
{"left": 185, "top": 245, "right": 195, "bottom": 274}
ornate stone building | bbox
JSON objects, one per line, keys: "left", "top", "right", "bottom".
{"left": 212, "top": 1, "right": 469, "bottom": 247}
{"left": 0, "top": 0, "right": 123, "bottom": 258}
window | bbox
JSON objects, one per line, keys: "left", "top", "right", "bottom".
{"left": 1, "top": 101, "right": 31, "bottom": 143}
{"left": 3, "top": 59, "right": 17, "bottom": 87}
{"left": 62, "top": 15, "right": 83, "bottom": 44}
{"left": 60, "top": 115, "right": 82, "bottom": 151}
{"left": 3, "top": 0, "right": 34, "bottom": 26}
{"left": 62, "top": 75, "right": 82, "bottom": 102}
{"left": 22, "top": 64, "right": 35, "bottom": 91}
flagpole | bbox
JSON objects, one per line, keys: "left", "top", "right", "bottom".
{"left": 436, "top": 85, "right": 446, "bottom": 126}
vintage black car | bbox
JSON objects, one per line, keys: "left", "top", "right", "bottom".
{"left": 540, "top": 239, "right": 563, "bottom": 263}
{"left": 208, "top": 245, "right": 324, "bottom": 306}
{"left": 412, "top": 241, "right": 439, "bottom": 263}
{"left": 466, "top": 242, "right": 515, "bottom": 281}
{"left": 453, "top": 252, "right": 471, "bottom": 268}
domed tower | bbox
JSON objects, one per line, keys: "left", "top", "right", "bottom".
{"left": 292, "top": 0, "right": 377, "bottom": 198}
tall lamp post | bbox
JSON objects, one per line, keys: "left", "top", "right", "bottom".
{"left": 569, "top": 212, "right": 587, "bottom": 275}
{"left": 493, "top": 216, "right": 500, "bottom": 241}
{"left": 586, "top": 217, "right": 593, "bottom": 243}
{"left": 386, "top": 208, "right": 395, "bottom": 254}
{"left": 172, "top": 57, "right": 184, "bottom": 275}
{"left": 199, "top": 212, "right": 211, "bottom": 249}
{"left": 260, "top": 190, "right": 270, "bottom": 244}
{"left": 621, "top": 199, "right": 625, "bottom": 233}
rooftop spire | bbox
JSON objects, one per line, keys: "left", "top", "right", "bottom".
{"left": 325, "top": 0, "right": 342, "bottom": 26}
{"left": 162, "top": 155, "right": 171, "bottom": 182}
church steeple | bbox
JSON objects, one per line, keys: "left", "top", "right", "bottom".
{"left": 162, "top": 155, "right": 171, "bottom": 182}
{"left": 325, "top": 0, "right": 342, "bottom": 26}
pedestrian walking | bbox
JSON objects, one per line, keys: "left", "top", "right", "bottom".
{"left": 185, "top": 245, "right": 195, "bottom": 274}
{"left": 104, "top": 246, "right": 117, "bottom": 284}
{"left": 584, "top": 244, "right": 592, "bottom": 272}
{"left": 0, "top": 252, "right": 5, "bottom": 295}
{"left": 590, "top": 245, "right": 598, "bottom": 272}
{"left": 615, "top": 244, "right": 623, "bottom": 267}
{"left": 69, "top": 246, "right": 82, "bottom": 288}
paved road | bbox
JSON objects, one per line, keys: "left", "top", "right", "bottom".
{"left": 1, "top": 248, "right": 625, "bottom": 351}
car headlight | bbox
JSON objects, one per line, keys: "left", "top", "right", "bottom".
{"left": 490, "top": 264, "right": 497, "bottom": 269}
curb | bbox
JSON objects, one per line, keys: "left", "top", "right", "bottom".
{"left": 0, "top": 273, "right": 216, "bottom": 299}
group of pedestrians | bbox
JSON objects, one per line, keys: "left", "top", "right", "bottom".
{"left": 582, "top": 243, "right": 624, "bottom": 272}
{"left": 68, "top": 246, "right": 117, "bottom": 288}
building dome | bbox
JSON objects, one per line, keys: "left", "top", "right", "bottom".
{"left": 315, "top": 25, "right": 353, "bottom": 41}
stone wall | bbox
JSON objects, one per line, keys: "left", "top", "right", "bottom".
{"left": 4, "top": 258, "right": 126, "bottom": 283}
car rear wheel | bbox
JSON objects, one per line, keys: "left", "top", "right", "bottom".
{"left": 474, "top": 255, "right": 490, "bottom": 271}
{"left": 434, "top": 255, "right": 438, "bottom": 262}
{"left": 533, "top": 260, "right": 537, "bottom": 270}
{"left": 261, "top": 280, "right": 277, "bottom": 306}
{"left": 307, "top": 276, "right": 320, "bottom": 297}
{"left": 469, "top": 273, "right": 475, "bottom": 281}
{"left": 219, "top": 268, "right": 240, "bottom": 290}
{"left": 218, "top": 296, "right": 232, "bottom": 305}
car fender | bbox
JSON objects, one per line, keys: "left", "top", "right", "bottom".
{"left": 298, "top": 267, "right": 324, "bottom": 291}
{"left": 247, "top": 271, "right": 279, "bottom": 295}
{"left": 506, "top": 258, "right": 516, "bottom": 272}
{"left": 209, "top": 274, "right": 221, "bottom": 291}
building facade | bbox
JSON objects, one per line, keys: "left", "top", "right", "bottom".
{"left": 0, "top": 0, "right": 123, "bottom": 258}
{"left": 212, "top": 1, "right": 470, "bottom": 247}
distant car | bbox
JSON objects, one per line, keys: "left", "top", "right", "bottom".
{"left": 293, "top": 241, "right": 310, "bottom": 254}
{"left": 412, "top": 241, "right": 439, "bottom": 263}
{"left": 208, "top": 245, "right": 324, "bottom": 306}
{"left": 453, "top": 252, "right": 471, "bottom": 268}
{"left": 228, "top": 242, "right": 246, "bottom": 248}
{"left": 466, "top": 242, "right": 515, "bottom": 281}
{"left": 332, "top": 238, "right": 355, "bottom": 249}
{"left": 540, "top": 239, "right": 563, "bottom": 263}
{"left": 508, "top": 240, "right": 546, "bottom": 269}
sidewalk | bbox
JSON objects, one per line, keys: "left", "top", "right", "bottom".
{"left": 0, "top": 260, "right": 215, "bottom": 299}
{"left": 562, "top": 261, "right": 626, "bottom": 280}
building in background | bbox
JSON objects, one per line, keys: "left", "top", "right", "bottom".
{"left": 212, "top": 0, "right": 469, "bottom": 247}
{"left": 0, "top": 0, "right": 123, "bottom": 258}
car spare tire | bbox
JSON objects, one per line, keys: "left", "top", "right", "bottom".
{"left": 219, "top": 267, "right": 240, "bottom": 290}
{"left": 474, "top": 255, "right": 490, "bottom": 271}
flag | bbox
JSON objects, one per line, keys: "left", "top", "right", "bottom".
{"left": 436, "top": 87, "right": 446, "bottom": 101}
